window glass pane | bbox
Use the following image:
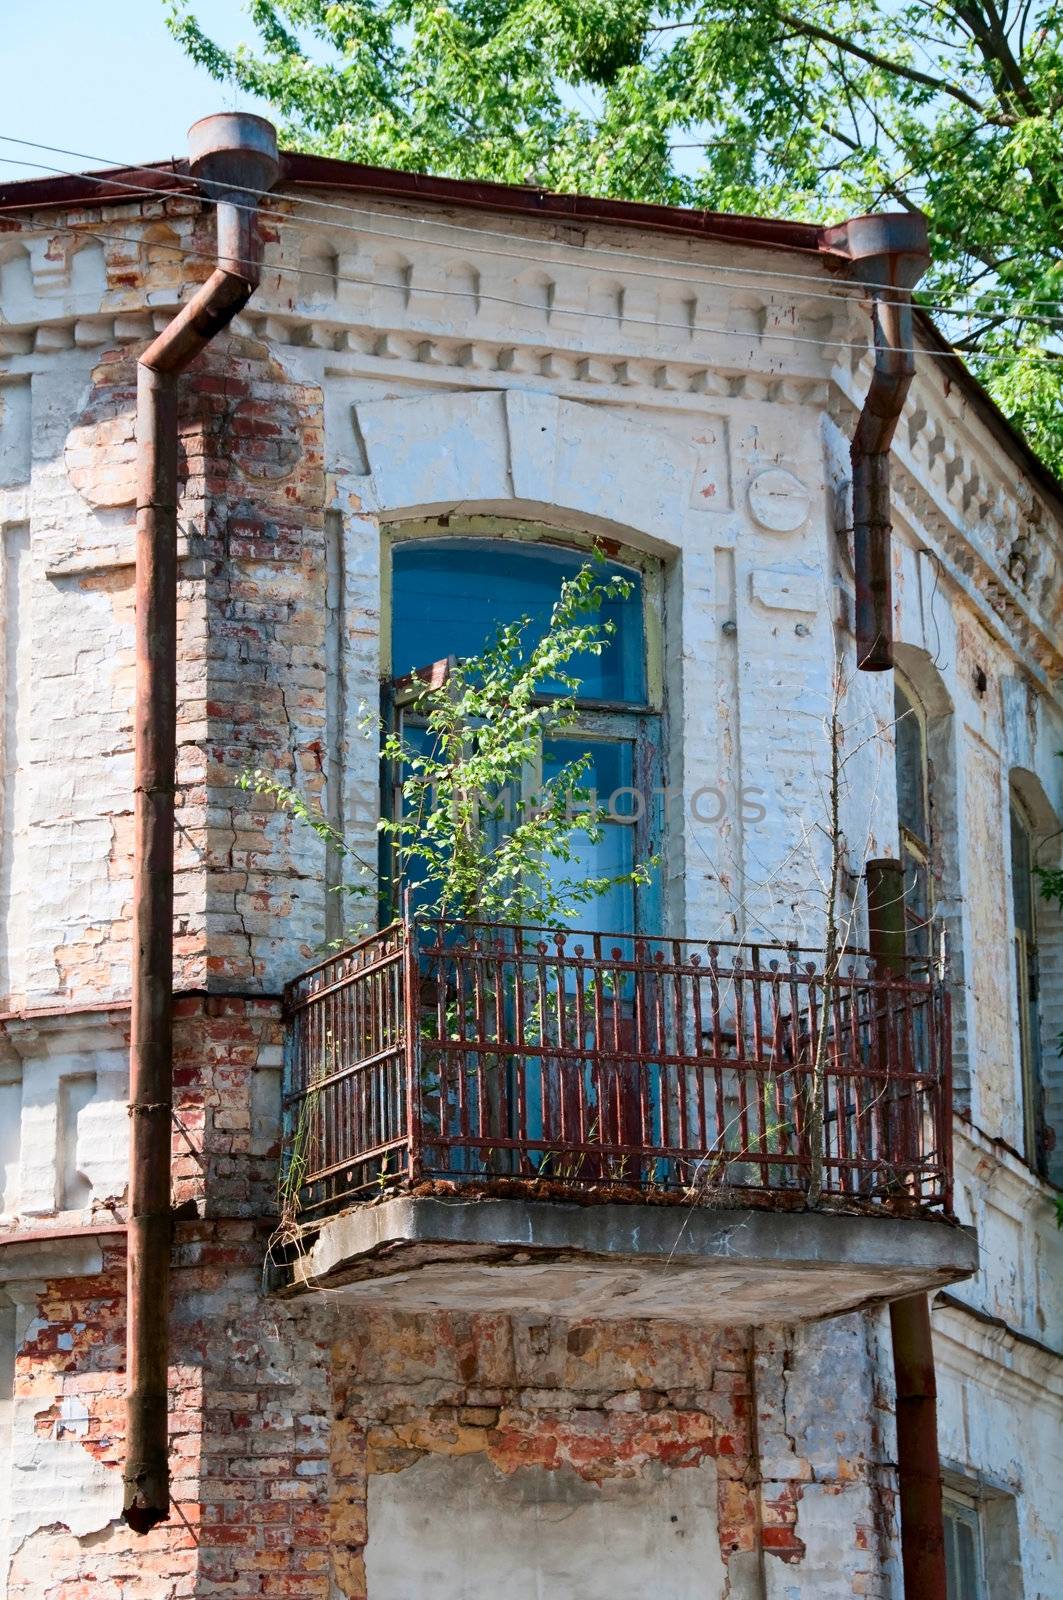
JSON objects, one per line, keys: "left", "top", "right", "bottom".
{"left": 544, "top": 819, "right": 635, "bottom": 935}
{"left": 393, "top": 725, "right": 639, "bottom": 934}
{"left": 944, "top": 1497, "right": 984, "bottom": 1600}
{"left": 542, "top": 737, "right": 633, "bottom": 802}
{"left": 955, "top": 1519, "right": 979, "bottom": 1596}
{"left": 392, "top": 539, "right": 645, "bottom": 703}
{"left": 895, "top": 682, "right": 928, "bottom": 846}
{"left": 904, "top": 853, "right": 931, "bottom": 959}
{"left": 1010, "top": 802, "right": 1034, "bottom": 937}
{"left": 542, "top": 738, "right": 636, "bottom": 935}
{"left": 944, "top": 1518, "right": 959, "bottom": 1600}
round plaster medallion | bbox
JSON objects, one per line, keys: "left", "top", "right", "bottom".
{"left": 748, "top": 468, "right": 811, "bottom": 533}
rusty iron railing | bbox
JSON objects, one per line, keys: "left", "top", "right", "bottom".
{"left": 283, "top": 919, "right": 953, "bottom": 1219}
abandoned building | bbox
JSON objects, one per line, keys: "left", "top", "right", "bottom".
{"left": 0, "top": 111, "right": 1059, "bottom": 1598}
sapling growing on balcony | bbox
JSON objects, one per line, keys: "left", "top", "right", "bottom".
{"left": 377, "top": 559, "right": 655, "bottom": 927}
{"left": 243, "top": 555, "right": 653, "bottom": 931}
{"left": 243, "top": 556, "right": 657, "bottom": 1216}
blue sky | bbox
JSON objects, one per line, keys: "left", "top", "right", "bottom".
{"left": 0, "top": 3, "right": 701, "bottom": 189}
{"left": 2, "top": 1, "right": 269, "bottom": 181}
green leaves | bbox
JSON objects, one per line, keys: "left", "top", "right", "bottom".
{"left": 167, "top": 0, "right": 1063, "bottom": 474}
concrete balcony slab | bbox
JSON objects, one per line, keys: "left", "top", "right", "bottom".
{"left": 275, "top": 1196, "right": 978, "bottom": 1324}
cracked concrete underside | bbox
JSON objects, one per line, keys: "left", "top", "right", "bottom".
{"left": 281, "top": 1195, "right": 979, "bottom": 1322}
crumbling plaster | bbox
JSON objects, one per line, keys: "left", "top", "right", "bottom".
{"left": 2, "top": 191, "right": 1061, "bottom": 1006}
{"left": 0, "top": 1011, "right": 128, "bottom": 1223}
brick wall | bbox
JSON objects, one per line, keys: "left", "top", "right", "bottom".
{"left": 5, "top": 998, "right": 904, "bottom": 1599}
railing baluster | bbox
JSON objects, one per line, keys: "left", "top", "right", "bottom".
{"left": 690, "top": 957, "right": 707, "bottom": 1163}
{"left": 708, "top": 949, "right": 725, "bottom": 1158}
{"left": 733, "top": 961, "right": 751, "bottom": 1165}
{"left": 767, "top": 970, "right": 789, "bottom": 1180}
{"left": 805, "top": 967, "right": 822, "bottom": 1187}
{"left": 750, "top": 947, "right": 769, "bottom": 1190}
{"left": 573, "top": 945, "right": 588, "bottom": 1153}
{"left": 534, "top": 939, "right": 551, "bottom": 1158}
{"left": 633, "top": 943, "right": 647, "bottom": 1157}
{"left": 553, "top": 934, "right": 570, "bottom": 1154}
{"left": 454, "top": 942, "right": 469, "bottom": 1155}
{"left": 433, "top": 937, "right": 447, "bottom": 1169}
{"left": 900, "top": 974, "right": 919, "bottom": 1202}
{"left": 829, "top": 978, "right": 848, "bottom": 1196}
{"left": 472, "top": 937, "right": 487, "bottom": 1157}
{"left": 784, "top": 956, "right": 805, "bottom": 1185}
{"left": 645, "top": 945, "right": 661, "bottom": 1159}
{"left": 591, "top": 934, "right": 606, "bottom": 1167}
{"left": 940, "top": 984, "right": 953, "bottom": 1213}
{"left": 514, "top": 935, "right": 530, "bottom": 1174}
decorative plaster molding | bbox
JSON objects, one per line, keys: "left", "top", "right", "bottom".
{"left": 3, "top": 202, "right": 1062, "bottom": 681}
{"left": 351, "top": 386, "right": 699, "bottom": 550}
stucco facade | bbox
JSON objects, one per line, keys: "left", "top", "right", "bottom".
{"left": 0, "top": 158, "right": 1060, "bottom": 1596}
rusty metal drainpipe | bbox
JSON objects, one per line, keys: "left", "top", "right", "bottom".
{"left": 866, "top": 859, "right": 948, "bottom": 1600}
{"left": 824, "top": 214, "right": 930, "bottom": 671}
{"left": 124, "top": 112, "right": 279, "bottom": 1536}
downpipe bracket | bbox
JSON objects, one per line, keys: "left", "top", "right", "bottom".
{"left": 824, "top": 212, "right": 930, "bottom": 672}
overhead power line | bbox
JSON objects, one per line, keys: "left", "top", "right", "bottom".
{"left": 12, "top": 205, "right": 1059, "bottom": 365}
{"left": 1, "top": 132, "right": 1062, "bottom": 329}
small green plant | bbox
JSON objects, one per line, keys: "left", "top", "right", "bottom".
{"left": 274, "top": 1029, "right": 334, "bottom": 1239}
{"left": 377, "top": 557, "right": 654, "bottom": 924}
{"left": 268, "top": 1085, "right": 317, "bottom": 1267}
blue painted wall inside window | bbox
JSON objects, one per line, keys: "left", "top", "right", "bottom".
{"left": 391, "top": 539, "right": 645, "bottom": 703}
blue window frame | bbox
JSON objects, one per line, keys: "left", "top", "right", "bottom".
{"left": 386, "top": 535, "right": 661, "bottom": 937}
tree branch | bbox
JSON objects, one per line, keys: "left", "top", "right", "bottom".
{"left": 952, "top": 1, "right": 1042, "bottom": 114}
{"left": 952, "top": 313, "right": 1012, "bottom": 347}
{"left": 777, "top": 9, "right": 998, "bottom": 118}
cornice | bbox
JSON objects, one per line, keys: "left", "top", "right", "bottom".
{"left": 3, "top": 206, "right": 1061, "bottom": 681}
{"left": 829, "top": 361, "right": 1063, "bottom": 685}
{"left": 932, "top": 1296, "right": 1063, "bottom": 1403}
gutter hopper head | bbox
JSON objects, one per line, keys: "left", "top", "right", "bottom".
{"left": 187, "top": 112, "right": 280, "bottom": 200}
{"left": 825, "top": 210, "right": 930, "bottom": 292}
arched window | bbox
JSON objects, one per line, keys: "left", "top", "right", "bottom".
{"left": 1009, "top": 794, "right": 1045, "bottom": 1171}
{"left": 894, "top": 676, "right": 932, "bottom": 957}
{"left": 386, "top": 533, "right": 661, "bottom": 934}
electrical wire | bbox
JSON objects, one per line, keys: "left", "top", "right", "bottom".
{"left": 1, "top": 148, "right": 1061, "bottom": 363}
{"left": 2, "top": 131, "right": 1062, "bottom": 329}
{"left": 7, "top": 183, "right": 1063, "bottom": 369}
{"left": 9, "top": 149, "right": 904, "bottom": 321}
{"left": 12, "top": 205, "right": 1053, "bottom": 365}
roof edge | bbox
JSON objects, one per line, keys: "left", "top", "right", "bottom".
{"left": 0, "top": 150, "right": 832, "bottom": 259}
{"left": 913, "top": 309, "right": 1063, "bottom": 522}
{"left": 1, "top": 149, "right": 1061, "bottom": 514}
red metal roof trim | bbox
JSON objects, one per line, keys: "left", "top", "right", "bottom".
{"left": 282, "top": 152, "right": 830, "bottom": 256}
{"left": 0, "top": 151, "right": 832, "bottom": 259}
{"left": 0, "top": 163, "right": 191, "bottom": 214}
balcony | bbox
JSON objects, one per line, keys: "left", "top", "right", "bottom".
{"left": 275, "top": 920, "right": 977, "bottom": 1322}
